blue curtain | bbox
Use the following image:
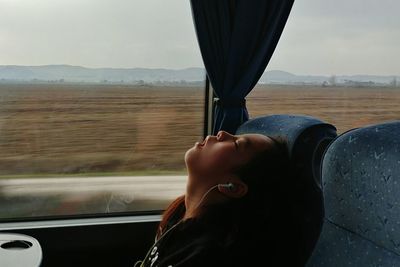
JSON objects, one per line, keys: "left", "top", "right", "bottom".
{"left": 190, "top": 0, "right": 294, "bottom": 134}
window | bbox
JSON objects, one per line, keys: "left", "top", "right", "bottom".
{"left": 248, "top": 0, "right": 400, "bottom": 133}
{"left": 0, "top": 0, "right": 204, "bottom": 219}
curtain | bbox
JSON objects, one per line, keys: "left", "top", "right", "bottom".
{"left": 190, "top": 0, "right": 294, "bottom": 134}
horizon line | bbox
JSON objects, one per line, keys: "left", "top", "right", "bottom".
{"left": 0, "top": 64, "right": 399, "bottom": 77}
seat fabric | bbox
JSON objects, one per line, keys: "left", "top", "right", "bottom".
{"left": 307, "top": 121, "right": 400, "bottom": 266}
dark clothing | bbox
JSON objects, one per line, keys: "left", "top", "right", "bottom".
{"left": 136, "top": 218, "right": 232, "bottom": 267}
{"left": 135, "top": 201, "right": 299, "bottom": 267}
{"left": 135, "top": 203, "right": 262, "bottom": 267}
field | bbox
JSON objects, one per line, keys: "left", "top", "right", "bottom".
{"left": 0, "top": 83, "right": 400, "bottom": 176}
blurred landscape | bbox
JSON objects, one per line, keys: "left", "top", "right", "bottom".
{"left": 0, "top": 84, "right": 204, "bottom": 175}
{"left": 0, "top": 82, "right": 399, "bottom": 219}
{"left": 1, "top": 83, "right": 399, "bottom": 176}
{"left": 1, "top": 65, "right": 399, "bottom": 87}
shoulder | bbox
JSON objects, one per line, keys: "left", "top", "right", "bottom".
{"left": 156, "top": 220, "right": 233, "bottom": 267}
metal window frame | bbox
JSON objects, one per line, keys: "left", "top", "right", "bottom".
{"left": 203, "top": 75, "right": 215, "bottom": 138}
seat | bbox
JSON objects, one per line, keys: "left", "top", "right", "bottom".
{"left": 306, "top": 121, "right": 400, "bottom": 266}
{"left": 236, "top": 114, "right": 337, "bottom": 266}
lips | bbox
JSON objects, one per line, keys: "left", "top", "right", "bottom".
{"left": 201, "top": 138, "right": 206, "bottom": 146}
{"left": 195, "top": 138, "right": 206, "bottom": 148}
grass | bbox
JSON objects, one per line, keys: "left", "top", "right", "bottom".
{"left": 1, "top": 83, "right": 399, "bottom": 176}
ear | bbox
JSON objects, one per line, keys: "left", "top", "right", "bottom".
{"left": 218, "top": 181, "right": 248, "bottom": 198}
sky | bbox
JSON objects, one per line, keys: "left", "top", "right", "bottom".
{"left": 0, "top": 0, "right": 399, "bottom": 76}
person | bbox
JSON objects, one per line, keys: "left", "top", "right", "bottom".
{"left": 135, "top": 130, "right": 295, "bottom": 267}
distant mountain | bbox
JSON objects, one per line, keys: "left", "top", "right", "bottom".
{"left": 0, "top": 65, "right": 398, "bottom": 86}
{"left": 0, "top": 65, "right": 205, "bottom": 84}
{"left": 259, "top": 71, "right": 399, "bottom": 86}
{"left": 260, "top": 70, "right": 328, "bottom": 84}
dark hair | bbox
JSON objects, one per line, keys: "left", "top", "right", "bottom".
{"left": 233, "top": 136, "right": 305, "bottom": 266}
{"left": 235, "top": 136, "right": 289, "bottom": 207}
{"left": 222, "top": 136, "right": 298, "bottom": 265}
{"left": 156, "top": 195, "right": 185, "bottom": 239}
{"left": 157, "top": 136, "right": 291, "bottom": 241}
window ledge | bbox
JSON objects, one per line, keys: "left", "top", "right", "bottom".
{"left": 0, "top": 214, "right": 161, "bottom": 231}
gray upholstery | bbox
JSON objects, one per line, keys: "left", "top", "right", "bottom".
{"left": 307, "top": 121, "right": 400, "bottom": 266}
{"left": 236, "top": 114, "right": 337, "bottom": 265}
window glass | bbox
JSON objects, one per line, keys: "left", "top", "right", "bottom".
{"left": 0, "top": 0, "right": 204, "bottom": 219}
{"left": 248, "top": 0, "right": 400, "bottom": 133}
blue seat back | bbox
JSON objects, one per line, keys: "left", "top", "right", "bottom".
{"left": 237, "top": 114, "right": 337, "bottom": 265}
{"left": 307, "top": 121, "right": 400, "bottom": 266}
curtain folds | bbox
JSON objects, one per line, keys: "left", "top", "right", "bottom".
{"left": 190, "top": 0, "right": 294, "bottom": 134}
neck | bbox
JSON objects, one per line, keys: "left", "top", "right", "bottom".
{"left": 183, "top": 179, "right": 207, "bottom": 219}
{"left": 183, "top": 194, "right": 202, "bottom": 220}
{"left": 184, "top": 175, "right": 228, "bottom": 220}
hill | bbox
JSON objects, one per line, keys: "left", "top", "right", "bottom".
{"left": 0, "top": 65, "right": 398, "bottom": 86}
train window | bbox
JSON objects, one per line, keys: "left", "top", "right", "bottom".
{"left": 0, "top": 0, "right": 204, "bottom": 220}
{"left": 248, "top": 0, "right": 400, "bottom": 133}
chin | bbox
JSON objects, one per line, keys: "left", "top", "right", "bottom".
{"left": 184, "top": 146, "right": 198, "bottom": 169}
{"left": 184, "top": 147, "right": 194, "bottom": 164}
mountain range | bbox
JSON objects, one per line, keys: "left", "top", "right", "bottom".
{"left": 0, "top": 65, "right": 398, "bottom": 86}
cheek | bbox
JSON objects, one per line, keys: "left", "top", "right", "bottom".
{"left": 203, "top": 147, "right": 237, "bottom": 171}
{"left": 185, "top": 144, "right": 239, "bottom": 175}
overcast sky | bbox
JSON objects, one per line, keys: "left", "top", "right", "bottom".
{"left": 0, "top": 0, "right": 399, "bottom": 76}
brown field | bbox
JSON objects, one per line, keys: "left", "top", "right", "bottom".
{"left": 1, "top": 83, "right": 399, "bottom": 176}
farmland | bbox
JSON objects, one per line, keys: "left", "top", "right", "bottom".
{"left": 1, "top": 83, "right": 399, "bottom": 176}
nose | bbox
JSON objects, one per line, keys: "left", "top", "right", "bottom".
{"left": 216, "top": 130, "right": 234, "bottom": 141}
{"left": 202, "top": 135, "right": 214, "bottom": 147}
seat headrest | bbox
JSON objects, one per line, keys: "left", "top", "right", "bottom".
{"left": 236, "top": 114, "right": 337, "bottom": 188}
{"left": 236, "top": 114, "right": 337, "bottom": 265}
{"left": 322, "top": 120, "right": 400, "bottom": 254}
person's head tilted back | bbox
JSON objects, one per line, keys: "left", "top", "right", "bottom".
{"left": 159, "top": 131, "right": 289, "bottom": 230}
{"left": 153, "top": 130, "right": 292, "bottom": 266}
{"left": 184, "top": 131, "right": 283, "bottom": 206}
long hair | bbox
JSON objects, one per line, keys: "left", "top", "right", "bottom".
{"left": 156, "top": 195, "right": 185, "bottom": 240}
{"left": 235, "top": 136, "right": 291, "bottom": 221}
{"left": 231, "top": 136, "right": 303, "bottom": 266}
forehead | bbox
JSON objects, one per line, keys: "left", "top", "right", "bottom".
{"left": 237, "top": 133, "right": 274, "bottom": 152}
